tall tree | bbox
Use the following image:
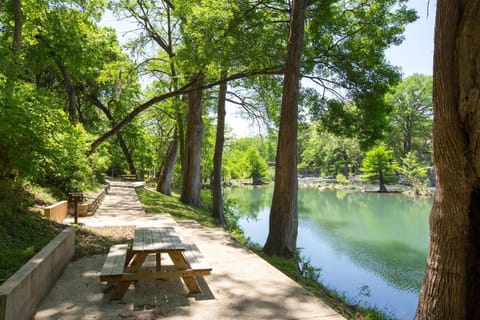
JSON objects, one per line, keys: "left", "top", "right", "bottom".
{"left": 263, "top": 0, "right": 307, "bottom": 258}
{"left": 180, "top": 74, "right": 204, "bottom": 207}
{"left": 386, "top": 74, "right": 432, "bottom": 158}
{"left": 156, "top": 130, "right": 178, "bottom": 195}
{"left": 360, "top": 144, "right": 396, "bottom": 193}
{"left": 212, "top": 70, "right": 227, "bottom": 224}
{"left": 415, "top": 1, "right": 480, "bottom": 318}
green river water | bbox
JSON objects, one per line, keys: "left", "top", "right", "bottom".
{"left": 225, "top": 186, "right": 432, "bottom": 319}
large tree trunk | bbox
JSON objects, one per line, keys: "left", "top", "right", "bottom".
{"left": 180, "top": 75, "right": 204, "bottom": 207}
{"left": 263, "top": 0, "right": 307, "bottom": 258}
{"left": 156, "top": 131, "right": 179, "bottom": 195}
{"left": 415, "top": 1, "right": 480, "bottom": 319}
{"left": 12, "top": 0, "right": 22, "bottom": 54}
{"left": 212, "top": 70, "right": 227, "bottom": 225}
{"left": 6, "top": 0, "right": 22, "bottom": 94}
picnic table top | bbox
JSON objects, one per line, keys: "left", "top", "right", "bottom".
{"left": 132, "top": 226, "right": 185, "bottom": 253}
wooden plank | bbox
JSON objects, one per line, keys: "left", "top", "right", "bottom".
{"left": 151, "top": 228, "right": 163, "bottom": 251}
{"left": 183, "top": 244, "right": 212, "bottom": 271}
{"left": 100, "top": 244, "right": 129, "bottom": 280}
{"left": 143, "top": 228, "right": 154, "bottom": 251}
{"left": 125, "top": 253, "right": 148, "bottom": 273}
{"left": 166, "top": 227, "right": 184, "bottom": 249}
{"left": 132, "top": 228, "right": 145, "bottom": 252}
{"left": 99, "top": 269, "right": 212, "bottom": 282}
{"left": 169, "top": 251, "right": 201, "bottom": 293}
{"left": 133, "top": 227, "right": 185, "bottom": 253}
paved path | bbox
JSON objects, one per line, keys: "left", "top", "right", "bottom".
{"left": 35, "top": 183, "right": 345, "bottom": 320}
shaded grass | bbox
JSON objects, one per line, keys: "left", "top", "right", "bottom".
{"left": 136, "top": 188, "right": 217, "bottom": 227}
{"left": 0, "top": 207, "right": 65, "bottom": 284}
{"left": 256, "top": 252, "right": 393, "bottom": 319}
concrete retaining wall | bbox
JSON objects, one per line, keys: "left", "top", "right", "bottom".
{"left": 0, "top": 227, "right": 75, "bottom": 320}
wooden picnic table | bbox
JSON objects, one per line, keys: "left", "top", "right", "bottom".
{"left": 100, "top": 226, "right": 211, "bottom": 300}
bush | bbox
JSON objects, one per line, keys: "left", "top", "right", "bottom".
{"left": 335, "top": 173, "right": 349, "bottom": 184}
{"left": 0, "top": 82, "right": 104, "bottom": 195}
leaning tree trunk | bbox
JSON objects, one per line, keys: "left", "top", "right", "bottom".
{"left": 263, "top": 0, "right": 307, "bottom": 258}
{"left": 415, "top": 1, "right": 480, "bottom": 319}
{"left": 118, "top": 136, "right": 137, "bottom": 176}
{"left": 180, "top": 75, "right": 204, "bottom": 207}
{"left": 87, "top": 95, "right": 137, "bottom": 175}
{"left": 212, "top": 70, "right": 227, "bottom": 225}
{"left": 157, "top": 131, "right": 179, "bottom": 195}
{"left": 56, "top": 60, "right": 77, "bottom": 123}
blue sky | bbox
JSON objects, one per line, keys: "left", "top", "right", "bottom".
{"left": 386, "top": 0, "right": 436, "bottom": 76}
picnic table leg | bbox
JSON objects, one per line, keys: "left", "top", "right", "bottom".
{"left": 168, "top": 251, "right": 201, "bottom": 293}
{"left": 156, "top": 253, "right": 161, "bottom": 271}
{"left": 111, "top": 253, "right": 148, "bottom": 300}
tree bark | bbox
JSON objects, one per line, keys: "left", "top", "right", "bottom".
{"left": 156, "top": 131, "right": 179, "bottom": 195}
{"left": 415, "top": 1, "right": 480, "bottom": 318}
{"left": 56, "top": 59, "right": 78, "bottom": 123}
{"left": 6, "top": 0, "right": 22, "bottom": 94}
{"left": 180, "top": 74, "right": 204, "bottom": 207}
{"left": 378, "top": 172, "right": 388, "bottom": 193}
{"left": 12, "top": 0, "right": 22, "bottom": 54}
{"left": 212, "top": 70, "right": 227, "bottom": 225}
{"left": 263, "top": 0, "right": 307, "bottom": 258}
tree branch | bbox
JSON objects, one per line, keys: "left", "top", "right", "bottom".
{"left": 88, "top": 67, "right": 283, "bottom": 154}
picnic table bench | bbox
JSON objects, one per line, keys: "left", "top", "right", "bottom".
{"left": 99, "top": 226, "right": 211, "bottom": 300}
{"left": 120, "top": 174, "right": 137, "bottom": 181}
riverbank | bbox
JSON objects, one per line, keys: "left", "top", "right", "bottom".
{"left": 226, "top": 176, "right": 434, "bottom": 197}
{"left": 226, "top": 186, "right": 432, "bottom": 319}
{"left": 139, "top": 187, "right": 406, "bottom": 319}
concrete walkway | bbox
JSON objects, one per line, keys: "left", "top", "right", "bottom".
{"left": 35, "top": 183, "right": 345, "bottom": 320}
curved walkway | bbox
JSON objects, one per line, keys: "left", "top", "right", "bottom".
{"left": 35, "top": 183, "right": 344, "bottom": 320}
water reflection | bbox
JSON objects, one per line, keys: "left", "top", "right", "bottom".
{"left": 225, "top": 186, "right": 432, "bottom": 320}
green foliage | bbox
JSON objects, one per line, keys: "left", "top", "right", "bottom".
{"left": 223, "top": 198, "right": 246, "bottom": 240}
{"left": 0, "top": 181, "right": 64, "bottom": 283}
{"left": 398, "top": 151, "right": 429, "bottom": 196}
{"left": 385, "top": 74, "right": 432, "bottom": 160}
{"left": 335, "top": 173, "right": 349, "bottom": 184}
{"left": 245, "top": 147, "right": 268, "bottom": 184}
{"left": 299, "top": 122, "right": 362, "bottom": 177}
{"left": 296, "top": 251, "right": 322, "bottom": 282}
{"left": 361, "top": 145, "right": 397, "bottom": 191}
{"left": 304, "top": 0, "right": 417, "bottom": 148}
{"left": 223, "top": 136, "right": 270, "bottom": 183}
{"left": 0, "top": 81, "right": 98, "bottom": 192}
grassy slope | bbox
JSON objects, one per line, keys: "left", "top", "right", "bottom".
{"left": 0, "top": 183, "right": 134, "bottom": 284}
{"left": 0, "top": 208, "right": 64, "bottom": 283}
